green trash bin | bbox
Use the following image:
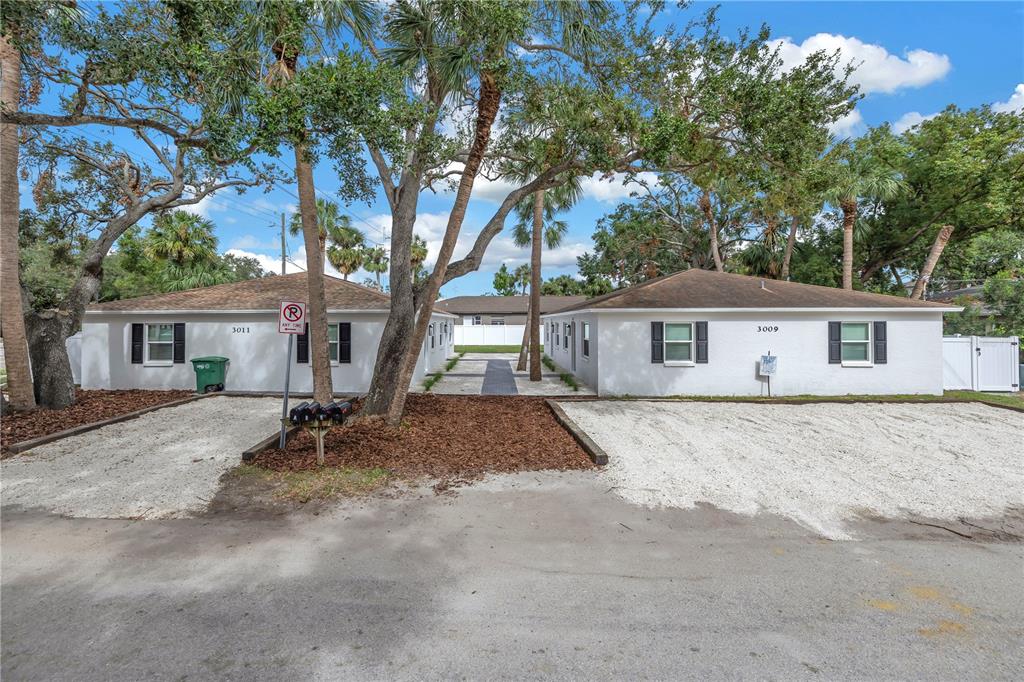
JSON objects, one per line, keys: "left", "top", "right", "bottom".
{"left": 190, "top": 356, "right": 229, "bottom": 393}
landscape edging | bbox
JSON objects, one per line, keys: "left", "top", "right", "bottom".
{"left": 545, "top": 399, "right": 609, "bottom": 466}
{"left": 6, "top": 393, "right": 208, "bottom": 454}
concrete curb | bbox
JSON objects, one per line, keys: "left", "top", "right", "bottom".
{"left": 590, "top": 395, "right": 1024, "bottom": 414}
{"left": 545, "top": 399, "right": 608, "bottom": 466}
{"left": 5, "top": 394, "right": 208, "bottom": 455}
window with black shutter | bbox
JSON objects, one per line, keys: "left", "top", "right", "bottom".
{"left": 172, "top": 323, "right": 186, "bottom": 363}
{"left": 296, "top": 324, "right": 309, "bottom": 363}
{"left": 651, "top": 322, "right": 664, "bottom": 363}
{"left": 339, "top": 322, "right": 351, "bottom": 364}
{"left": 695, "top": 321, "right": 708, "bottom": 364}
{"left": 131, "top": 323, "right": 144, "bottom": 363}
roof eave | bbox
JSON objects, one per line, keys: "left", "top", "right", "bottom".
{"left": 541, "top": 305, "right": 962, "bottom": 316}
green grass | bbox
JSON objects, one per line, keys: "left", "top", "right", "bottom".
{"left": 233, "top": 464, "right": 391, "bottom": 503}
{"left": 541, "top": 354, "right": 557, "bottom": 372}
{"left": 422, "top": 372, "right": 444, "bottom": 391}
{"left": 455, "top": 345, "right": 541, "bottom": 353}
{"left": 614, "top": 390, "right": 1024, "bottom": 410}
{"left": 444, "top": 355, "right": 461, "bottom": 371}
{"left": 558, "top": 372, "right": 580, "bottom": 392}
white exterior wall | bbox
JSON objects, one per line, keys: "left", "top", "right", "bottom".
{"left": 81, "top": 310, "right": 455, "bottom": 394}
{"left": 543, "top": 313, "right": 600, "bottom": 389}
{"left": 543, "top": 309, "right": 945, "bottom": 397}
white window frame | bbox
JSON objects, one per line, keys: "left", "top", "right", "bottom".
{"left": 582, "top": 322, "right": 590, "bottom": 358}
{"left": 327, "top": 323, "right": 340, "bottom": 364}
{"left": 840, "top": 321, "right": 873, "bottom": 367}
{"left": 473, "top": 315, "right": 482, "bottom": 325}
{"left": 663, "top": 322, "right": 695, "bottom": 366}
{"left": 144, "top": 323, "right": 175, "bottom": 366}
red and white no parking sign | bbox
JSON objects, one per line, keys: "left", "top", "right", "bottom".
{"left": 278, "top": 301, "right": 306, "bottom": 334}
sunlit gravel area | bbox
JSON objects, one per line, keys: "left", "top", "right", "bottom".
{"left": 558, "top": 400, "right": 1024, "bottom": 539}
{"left": 1, "top": 396, "right": 283, "bottom": 519}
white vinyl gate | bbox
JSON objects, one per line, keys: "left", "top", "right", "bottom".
{"left": 942, "top": 336, "right": 1020, "bottom": 392}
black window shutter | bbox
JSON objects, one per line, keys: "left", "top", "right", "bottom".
{"left": 296, "top": 323, "right": 309, "bottom": 363}
{"left": 339, "top": 322, "right": 351, "bottom": 364}
{"left": 695, "top": 321, "right": 709, "bottom": 364}
{"left": 651, "top": 321, "right": 664, "bottom": 363}
{"left": 172, "top": 323, "right": 186, "bottom": 363}
{"left": 873, "top": 321, "right": 887, "bottom": 364}
{"left": 828, "top": 322, "right": 841, "bottom": 364}
{"left": 131, "top": 323, "right": 144, "bottom": 364}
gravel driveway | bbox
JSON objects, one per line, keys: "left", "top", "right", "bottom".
{"left": 558, "top": 400, "right": 1024, "bottom": 539}
{"left": 1, "top": 396, "right": 283, "bottom": 519}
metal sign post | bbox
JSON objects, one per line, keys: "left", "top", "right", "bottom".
{"left": 278, "top": 301, "right": 306, "bottom": 448}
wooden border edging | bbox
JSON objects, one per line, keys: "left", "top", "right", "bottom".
{"left": 241, "top": 425, "right": 300, "bottom": 462}
{"left": 6, "top": 393, "right": 208, "bottom": 454}
{"left": 545, "top": 399, "right": 608, "bottom": 466}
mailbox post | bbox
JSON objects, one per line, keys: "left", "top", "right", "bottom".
{"left": 278, "top": 301, "right": 306, "bottom": 448}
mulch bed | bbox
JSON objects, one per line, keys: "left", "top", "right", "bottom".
{"left": 253, "top": 394, "right": 594, "bottom": 487}
{"left": 1, "top": 388, "right": 193, "bottom": 455}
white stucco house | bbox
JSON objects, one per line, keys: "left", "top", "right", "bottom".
{"left": 541, "top": 269, "right": 961, "bottom": 397}
{"left": 81, "top": 273, "right": 455, "bottom": 394}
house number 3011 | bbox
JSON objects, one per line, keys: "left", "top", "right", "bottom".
{"left": 232, "top": 327, "right": 250, "bottom": 334}
{"left": 757, "top": 325, "right": 779, "bottom": 333}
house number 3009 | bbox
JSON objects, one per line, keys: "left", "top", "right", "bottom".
{"left": 757, "top": 325, "right": 779, "bottom": 333}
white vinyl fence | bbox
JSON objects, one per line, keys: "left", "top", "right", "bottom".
{"left": 454, "top": 324, "right": 526, "bottom": 346}
{"left": 942, "top": 335, "right": 1019, "bottom": 392}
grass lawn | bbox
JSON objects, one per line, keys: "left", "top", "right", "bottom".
{"left": 455, "top": 344, "right": 537, "bottom": 353}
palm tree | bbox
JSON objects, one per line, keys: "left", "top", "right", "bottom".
{"left": 510, "top": 178, "right": 582, "bottom": 374}
{"left": 410, "top": 234, "right": 429, "bottom": 285}
{"left": 325, "top": 224, "right": 365, "bottom": 280}
{"left": 144, "top": 212, "right": 220, "bottom": 268}
{"left": 240, "top": 0, "right": 377, "bottom": 404}
{"left": 824, "top": 141, "right": 904, "bottom": 290}
{"left": 288, "top": 197, "right": 358, "bottom": 271}
{"left": 0, "top": 28, "right": 34, "bottom": 409}
{"left": 363, "top": 246, "right": 390, "bottom": 289}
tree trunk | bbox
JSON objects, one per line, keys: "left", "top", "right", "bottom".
{"left": 910, "top": 224, "right": 954, "bottom": 300}
{"left": 1, "top": 34, "right": 36, "bottom": 410}
{"left": 840, "top": 199, "right": 857, "bottom": 290}
{"left": 364, "top": 68, "right": 502, "bottom": 425}
{"left": 780, "top": 216, "right": 799, "bottom": 281}
{"left": 293, "top": 143, "right": 333, "bottom": 403}
{"left": 516, "top": 299, "right": 530, "bottom": 372}
{"left": 699, "top": 189, "right": 724, "bottom": 272}
{"left": 25, "top": 310, "right": 75, "bottom": 409}
{"left": 528, "top": 190, "right": 543, "bottom": 381}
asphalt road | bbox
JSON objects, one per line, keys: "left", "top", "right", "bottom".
{"left": 3, "top": 471, "right": 1022, "bottom": 680}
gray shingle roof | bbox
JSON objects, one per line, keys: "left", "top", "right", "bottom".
{"left": 549, "top": 269, "right": 957, "bottom": 313}
{"left": 436, "top": 295, "right": 587, "bottom": 316}
{"left": 87, "top": 273, "right": 391, "bottom": 312}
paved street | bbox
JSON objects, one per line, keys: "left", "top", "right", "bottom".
{"left": 3, "top": 471, "right": 1021, "bottom": 680}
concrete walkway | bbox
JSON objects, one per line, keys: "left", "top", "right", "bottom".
{"left": 429, "top": 353, "right": 594, "bottom": 396}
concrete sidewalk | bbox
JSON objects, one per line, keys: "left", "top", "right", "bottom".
{"left": 430, "top": 352, "right": 594, "bottom": 396}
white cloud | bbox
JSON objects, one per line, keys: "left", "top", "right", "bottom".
{"left": 228, "top": 234, "right": 280, "bottom": 251}
{"left": 579, "top": 172, "right": 659, "bottom": 203}
{"left": 993, "top": 83, "right": 1024, "bottom": 113}
{"left": 828, "top": 108, "right": 864, "bottom": 138}
{"left": 179, "top": 193, "right": 219, "bottom": 219}
{"left": 891, "top": 110, "right": 938, "bottom": 134}
{"left": 769, "top": 34, "right": 951, "bottom": 95}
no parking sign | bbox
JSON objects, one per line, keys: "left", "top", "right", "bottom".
{"left": 278, "top": 301, "right": 306, "bottom": 334}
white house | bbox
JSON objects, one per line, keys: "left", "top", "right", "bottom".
{"left": 81, "top": 273, "right": 455, "bottom": 394}
{"left": 541, "top": 269, "right": 961, "bottom": 397}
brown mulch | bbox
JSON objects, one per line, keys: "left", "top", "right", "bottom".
{"left": 1, "top": 388, "right": 193, "bottom": 454}
{"left": 253, "top": 394, "right": 594, "bottom": 485}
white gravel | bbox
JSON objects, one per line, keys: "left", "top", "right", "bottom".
{"left": 1, "top": 396, "right": 284, "bottom": 519}
{"left": 559, "top": 400, "right": 1024, "bottom": 539}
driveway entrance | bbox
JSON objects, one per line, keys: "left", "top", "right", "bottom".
{"left": 430, "top": 353, "right": 594, "bottom": 396}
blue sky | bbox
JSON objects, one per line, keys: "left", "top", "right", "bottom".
{"left": 28, "top": 1, "right": 1024, "bottom": 298}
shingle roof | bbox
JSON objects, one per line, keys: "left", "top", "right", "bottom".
{"left": 549, "top": 269, "right": 958, "bottom": 313}
{"left": 436, "top": 295, "right": 587, "bottom": 316}
{"left": 87, "top": 273, "right": 391, "bottom": 312}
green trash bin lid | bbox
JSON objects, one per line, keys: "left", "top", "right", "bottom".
{"left": 191, "top": 356, "right": 229, "bottom": 364}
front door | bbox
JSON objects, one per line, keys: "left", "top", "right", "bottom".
{"left": 571, "top": 320, "right": 577, "bottom": 372}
